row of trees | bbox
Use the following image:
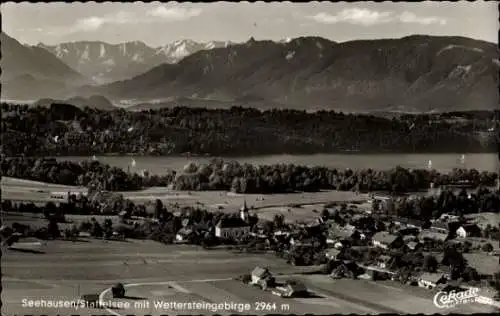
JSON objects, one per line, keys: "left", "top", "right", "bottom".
{"left": 1, "top": 157, "right": 175, "bottom": 191}
{"left": 2, "top": 103, "right": 497, "bottom": 156}
{"left": 2, "top": 157, "right": 498, "bottom": 194}
{"left": 173, "top": 160, "right": 498, "bottom": 193}
{"left": 389, "top": 187, "right": 500, "bottom": 221}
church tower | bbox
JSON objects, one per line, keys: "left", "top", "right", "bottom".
{"left": 240, "top": 199, "right": 249, "bottom": 222}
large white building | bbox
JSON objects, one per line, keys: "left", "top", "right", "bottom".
{"left": 215, "top": 217, "right": 250, "bottom": 239}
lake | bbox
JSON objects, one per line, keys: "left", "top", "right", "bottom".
{"left": 55, "top": 153, "right": 499, "bottom": 175}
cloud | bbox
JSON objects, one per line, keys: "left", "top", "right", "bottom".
{"left": 308, "top": 8, "right": 392, "bottom": 26}
{"left": 307, "top": 8, "right": 447, "bottom": 26}
{"left": 399, "top": 11, "right": 447, "bottom": 25}
{"left": 74, "top": 17, "right": 105, "bottom": 32}
{"left": 147, "top": 6, "right": 202, "bottom": 21}
{"left": 70, "top": 11, "right": 136, "bottom": 33}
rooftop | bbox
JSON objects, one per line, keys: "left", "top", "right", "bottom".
{"left": 419, "top": 272, "right": 446, "bottom": 283}
{"left": 252, "top": 266, "right": 270, "bottom": 278}
{"left": 217, "top": 217, "right": 250, "bottom": 228}
{"left": 372, "top": 232, "right": 400, "bottom": 245}
{"left": 419, "top": 230, "right": 448, "bottom": 241}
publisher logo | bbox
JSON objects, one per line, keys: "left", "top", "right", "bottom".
{"left": 433, "top": 288, "right": 480, "bottom": 308}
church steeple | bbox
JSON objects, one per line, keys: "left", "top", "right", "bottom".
{"left": 240, "top": 199, "right": 249, "bottom": 221}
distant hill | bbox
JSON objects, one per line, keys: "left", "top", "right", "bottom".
{"left": 126, "top": 96, "right": 287, "bottom": 111}
{"left": 0, "top": 33, "right": 88, "bottom": 100}
{"left": 38, "top": 39, "right": 235, "bottom": 83}
{"left": 34, "top": 95, "right": 116, "bottom": 111}
{"left": 85, "top": 35, "right": 499, "bottom": 112}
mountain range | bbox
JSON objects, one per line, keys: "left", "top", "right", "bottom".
{"left": 85, "top": 35, "right": 500, "bottom": 112}
{"left": 1, "top": 32, "right": 499, "bottom": 112}
{"left": 38, "top": 39, "right": 234, "bottom": 83}
{"left": 0, "top": 33, "right": 88, "bottom": 100}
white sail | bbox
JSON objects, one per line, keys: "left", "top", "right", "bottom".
{"left": 427, "top": 160, "right": 432, "bottom": 170}
{"left": 92, "top": 155, "right": 97, "bottom": 161}
{"left": 131, "top": 159, "right": 137, "bottom": 167}
{"left": 460, "top": 154, "right": 466, "bottom": 165}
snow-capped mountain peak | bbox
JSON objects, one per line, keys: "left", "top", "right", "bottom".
{"left": 37, "top": 39, "right": 239, "bottom": 83}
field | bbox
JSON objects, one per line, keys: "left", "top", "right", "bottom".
{"left": 3, "top": 239, "right": 497, "bottom": 316}
{"left": 2, "top": 175, "right": 369, "bottom": 224}
{"left": 465, "top": 212, "right": 500, "bottom": 229}
{"left": 121, "top": 188, "right": 369, "bottom": 222}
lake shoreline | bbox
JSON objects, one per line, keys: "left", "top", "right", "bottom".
{"left": 45, "top": 153, "right": 498, "bottom": 173}
{"left": 5, "top": 149, "right": 498, "bottom": 159}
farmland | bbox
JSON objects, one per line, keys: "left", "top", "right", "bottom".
{"left": 3, "top": 239, "right": 497, "bottom": 316}
{"left": 3, "top": 240, "right": 372, "bottom": 315}
{"left": 2, "top": 175, "right": 369, "bottom": 225}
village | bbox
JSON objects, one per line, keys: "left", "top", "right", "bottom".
{"left": 2, "top": 178, "right": 500, "bottom": 312}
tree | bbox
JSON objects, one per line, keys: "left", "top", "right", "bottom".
{"left": 43, "top": 201, "right": 57, "bottom": 219}
{"left": 154, "top": 199, "right": 164, "bottom": 220}
{"left": 104, "top": 218, "right": 113, "bottom": 238}
{"left": 79, "top": 220, "right": 92, "bottom": 232}
{"left": 111, "top": 283, "right": 125, "bottom": 298}
{"left": 442, "top": 246, "right": 467, "bottom": 275}
{"left": 273, "top": 214, "right": 285, "bottom": 229}
{"left": 490, "top": 271, "right": 500, "bottom": 298}
{"left": 482, "top": 243, "right": 494, "bottom": 253}
{"left": 47, "top": 218, "right": 60, "bottom": 239}
{"left": 321, "top": 209, "right": 330, "bottom": 221}
{"left": 91, "top": 220, "right": 103, "bottom": 238}
{"left": 461, "top": 267, "right": 480, "bottom": 282}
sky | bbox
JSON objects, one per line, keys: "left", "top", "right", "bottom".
{"left": 1, "top": 1, "right": 498, "bottom": 47}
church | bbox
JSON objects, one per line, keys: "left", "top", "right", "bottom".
{"left": 214, "top": 200, "right": 252, "bottom": 239}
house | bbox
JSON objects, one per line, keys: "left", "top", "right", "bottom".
{"left": 420, "top": 230, "right": 448, "bottom": 242}
{"left": 328, "top": 227, "right": 360, "bottom": 242}
{"left": 369, "top": 194, "right": 395, "bottom": 214}
{"left": 360, "top": 266, "right": 396, "bottom": 281}
{"left": 251, "top": 266, "right": 273, "bottom": 285}
{"left": 398, "top": 227, "right": 421, "bottom": 237}
{"left": 418, "top": 272, "right": 448, "bottom": 289}
{"left": 290, "top": 237, "right": 314, "bottom": 248}
{"left": 118, "top": 210, "right": 129, "bottom": 221}
{"left": 325, "top": 249, "right": 341, "bottom": 261}
{"left": 181, "top": 218, "right": 192, "bottom": 228}
{"left": 175, "top": 228, "right": 194, "bottom": 242}
{"left": 406, "top": 241, "right": 422, "bottom": 251}
{"left": 456, "top": 224, "right": 482, "bottom": 238}
{"left": 430, "top": 222, "right": 449, "bottom": 234}
{"left": 273, "top": 280, "right": 308, "bottom": 298}
{"left": 394, "top": 217, "right": 424, "bottom": 230}
{"left": 372, "top": 232, "right": 404, "bottom": 249}
{"left": 307, "top": 217, "right": 325, "bottom": 228}
{"left": 376, "top": 255, "right": 392, "bottom": 269}
{"left": 215, "top": 217, "right": 251, "bottom": 239}
{"left": 273, "top": 230, "right": 291, "bottom": 237}
{"left": 344, "top": 223, "right": 356, "bottom": 232}
{"left": 440, "top": 213, "right": 460, "bottom": 222}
